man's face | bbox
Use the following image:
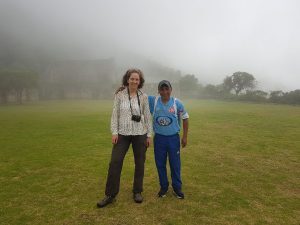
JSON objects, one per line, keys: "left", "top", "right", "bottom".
{"left": 159, "top": 86, "right": 172, "bottom": 100}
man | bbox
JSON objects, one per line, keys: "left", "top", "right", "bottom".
{"left": 148, "top": 80, "right": 189, "bottom": 199}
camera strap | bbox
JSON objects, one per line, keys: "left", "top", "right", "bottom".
{"left": 127, "top": 88, "right": 141, "bottom": 116}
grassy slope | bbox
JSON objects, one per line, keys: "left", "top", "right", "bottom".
{"left": 0, "top": 100, "right": 299, "bottom": 225}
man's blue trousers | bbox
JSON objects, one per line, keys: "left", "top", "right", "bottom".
{"left": 154, "top": 133, "right": 182, "bottom": 191}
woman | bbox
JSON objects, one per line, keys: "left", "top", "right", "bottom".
{"left": 97, "top": 68, "right": 152, "bottom": 208}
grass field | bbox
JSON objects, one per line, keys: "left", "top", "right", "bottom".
{"left": 0, "top": 100, "right": 299, "bottom": 225}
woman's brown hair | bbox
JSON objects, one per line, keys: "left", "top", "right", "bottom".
{"left": 115, "top": 68, "right": 145, "bottom": 93}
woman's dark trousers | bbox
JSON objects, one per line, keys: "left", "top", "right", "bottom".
{"left": 105, "top": 134, "right": 147, "bottom": 197}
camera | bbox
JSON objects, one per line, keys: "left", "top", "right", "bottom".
{"left": 131, "top": 115, "right": 141, "bottom": 122}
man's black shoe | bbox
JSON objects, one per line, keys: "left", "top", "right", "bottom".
{"left": 173, "top": 189, "right": 184, "bottom": 199}
{"left": 133, "top": 193, "right": 143, "bottom": 203}
{"left": 158, "top": 189, "right": 168, "bottom": 198}
{"left": 97, "top": 196, "right": 115, "bottom": 208}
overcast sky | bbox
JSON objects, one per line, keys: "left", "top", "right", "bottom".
{"left": 1, "top": 0, "right": 299, "bottom": 91}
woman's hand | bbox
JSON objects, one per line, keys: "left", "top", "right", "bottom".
{"left": 146, "top": 137, "right": 151, "bottom": 148}
{"left": 112, "top": 135, "right": 118, "bottom": 144}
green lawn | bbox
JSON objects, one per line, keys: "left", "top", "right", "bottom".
{"left": 0, "top": 100, "right": 299, "bottom": 225}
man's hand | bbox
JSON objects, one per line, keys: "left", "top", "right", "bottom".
{"left": 181, "top": 136, "right": 187, "bottom": 148}
{"left": 146, "top": 137, "right": 151, "bottom": 148}
{"left": 112, "top": 134, "right": 118, "bottom": 144}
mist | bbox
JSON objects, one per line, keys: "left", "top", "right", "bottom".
{"left": 1, "top": 0, "right": 299, "bottom": 91}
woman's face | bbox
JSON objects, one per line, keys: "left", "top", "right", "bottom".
{"left": 127, "top": 72, "right": 140, "bottom": 90}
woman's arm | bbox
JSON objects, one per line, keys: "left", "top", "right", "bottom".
{"left": 111, "top": 94, "right": 120, "bottom": 143}
{"left": 143, "top": 94, "right": 153, "bottom": 138}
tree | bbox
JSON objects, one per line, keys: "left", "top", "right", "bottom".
{"left": 239, "top": 90, "right": 268, "bottom": 102}
{"left": 269, "top": 90, "right": 300, "bottom": 105}
{"left": 178, "top": 74, "right": 199, "bottom": 98}
{"left": 0, "top": 69, "right": 12, "bottom": 104}
{"left": 269, "top": 90, "right": 284, "bottom": 103}
{"left": 0, "top": 69, "right": 38, "bottom": 104}
{"left": 12, "top": 70, "right": 38, "bottom": 104}
{"left": 222, "top": 76, "right": 234, "bottom": 93}
{"left": 282, "top": 90, "right": 300, "bottom": 105}
{"left": 203, "top": 84, "right": 218, "bottom": 98}
{"left": 223, "top": 72, "right": 256, "bottom": 95}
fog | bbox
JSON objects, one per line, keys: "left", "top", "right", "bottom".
{"left": 1, "top": 0, "right": 299, "bottom": 91}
